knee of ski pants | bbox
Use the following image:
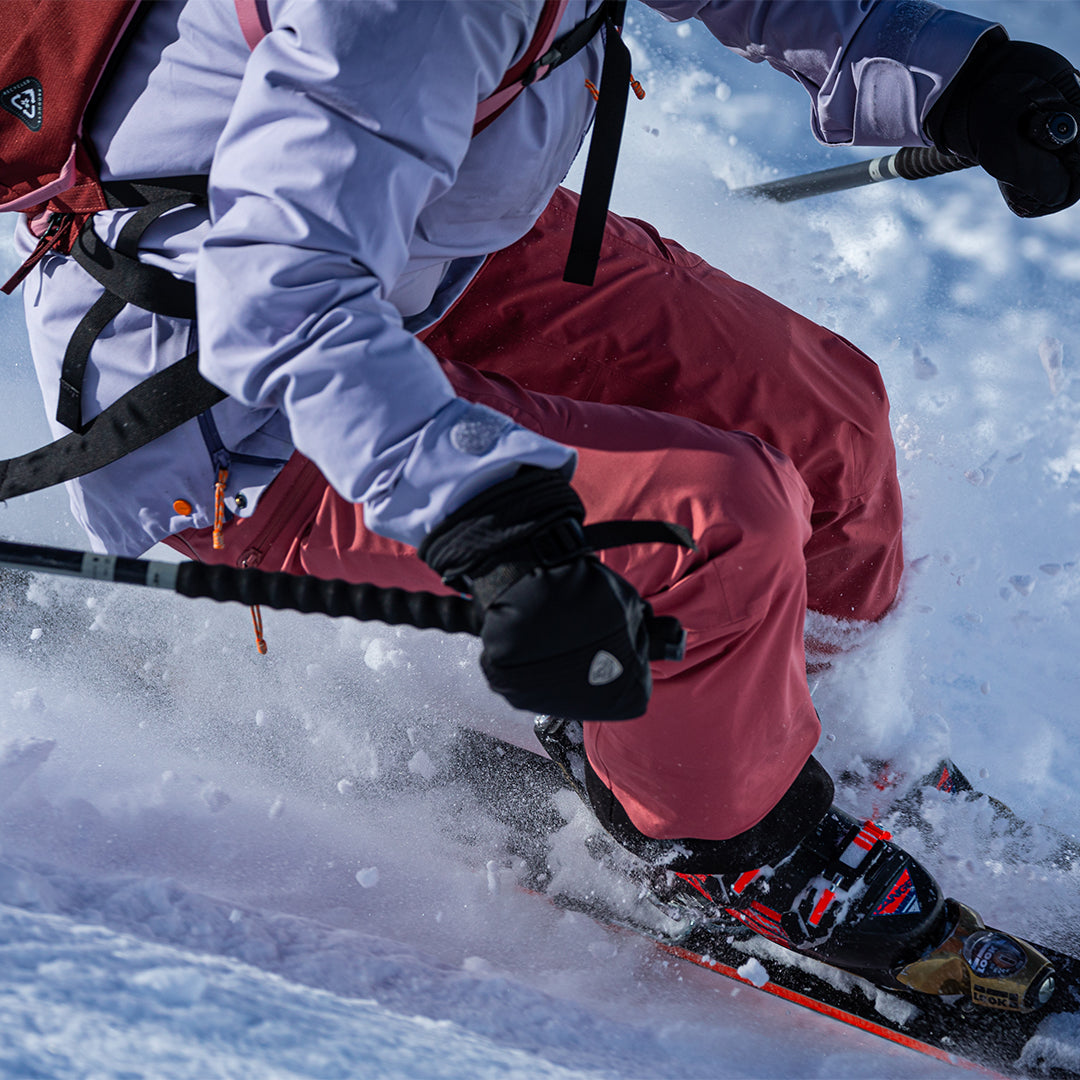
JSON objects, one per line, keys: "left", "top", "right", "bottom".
{"left": 574, "top": 433, "right": 815, "bottom": 643}
{"left": 434, "top": 357, "right": 816, "bottom": 638}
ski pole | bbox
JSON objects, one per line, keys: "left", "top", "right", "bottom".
{"left": 0, "top": 537, "right": 483, "bottom": 635}
{"left": 0, "top": 536, "right": 688, "bottom": 660}
{"left": 734, "top": 110, "right": 1080, "bottom": 203}
{"left": 733, "top": 146, "right": 972, "bottom": 202}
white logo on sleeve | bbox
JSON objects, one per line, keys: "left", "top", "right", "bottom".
{"left": 588, "top": 650, "right": 623, "bottom": 686}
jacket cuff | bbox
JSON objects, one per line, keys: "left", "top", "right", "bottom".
{"left": 816, "top": 9, "right": 1004, "bottom": 148}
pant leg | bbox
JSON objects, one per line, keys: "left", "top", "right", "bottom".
{"left": 308, "top": 382, "right": 820, "bottom": 841}
{"left": 420, "top": 188, "right": 904, "bottom": 623}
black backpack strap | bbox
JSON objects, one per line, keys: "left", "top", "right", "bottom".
{"left": 471, "top": 0, "right": 630, "bottom": 287}
{"left": 0, "top": 351, "right": 226, "bottom": 502}
{"left": 59, "top": 179, "right": 206, "bottom": 432}
{"left": 563, "top": 0, "right": 630, "bottom": 286}
{"left": 0, "top": 176, "right": 222, "bottom": 500}
{"left": 524, "top": 1, "right": 609, "bottom": 86}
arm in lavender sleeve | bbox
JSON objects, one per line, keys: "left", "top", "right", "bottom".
{"left": 197, "top": 0, "right": 575, "bottom": 549}
{"left": 641, "top": 0, "right": 1002, "bottom": 146}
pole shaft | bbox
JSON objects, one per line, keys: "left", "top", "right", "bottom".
{"left": 0, "top": 538, "right": 179, "bottom": 589}
{"left": 735, "top": 147, "right": 971, "bottom": 202}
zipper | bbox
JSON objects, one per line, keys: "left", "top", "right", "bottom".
{"left": 237, "top": 457, "right": 323, "bottom": 571}
{"left": 196, "top": 409, "right": 288, "bottom": 549}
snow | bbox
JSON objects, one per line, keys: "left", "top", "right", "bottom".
{"left": 1, "top": 2, "right": 1079, "bottom": 1076}
{"left": 737, "top": 958, "right": 770, "bottom": 990}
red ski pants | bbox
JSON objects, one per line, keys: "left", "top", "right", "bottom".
{"left": 170, "top": 188, "right": 904, "bottom": 842}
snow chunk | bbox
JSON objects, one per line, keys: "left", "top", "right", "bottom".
{"left": 363, "top": 638, "right": 405, "bottom": 672}
{"left": 408, "top": 749, "right": 437, "bottom": 781}
{"left": 0, "top": 862, "right": 60, "bottom": 912}
{"left": 872, "top": 987, "right": 919, "bottom": 1025}
{"left": 912, "top": 344, "right": 938, "bottom": 380}
{"left": 1009, "top": 575, "right": 1036, "bottom": 597}
{"left": 1020, "top": 1011, "right": 1080, "bottom": 1074}
{"left": 737, "top": 958, "right": 769, "bottom": 988}
{"left": 355, "top": 866, "right": 380, "bottom": 888}
{"left": 0, "top": 736, "right": 55, "bottom": 806}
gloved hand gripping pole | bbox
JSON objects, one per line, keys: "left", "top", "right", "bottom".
{"left": 734, "top": 111, "right": 1078, "bottom": 203}
{"left": 0, "top": 536, "right": 686, "bottom": 661}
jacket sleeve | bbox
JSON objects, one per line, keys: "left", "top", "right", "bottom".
{"left": 196, "top": 0, "right": 575, "bottom": 549}
{"left": 640, "top": 0, "right": 1001, "bottom": 147}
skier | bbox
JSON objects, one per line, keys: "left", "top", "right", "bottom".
{"left": 11, "top": 0, "right": 1080, "bottom": 991}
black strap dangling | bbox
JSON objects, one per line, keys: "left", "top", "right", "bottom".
{"left": 563, "top": 0, "right": 631, "bottom": 286}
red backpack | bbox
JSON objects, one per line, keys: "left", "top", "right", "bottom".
{"left": 0, "top": 0, "right": 140, "bottom": 286}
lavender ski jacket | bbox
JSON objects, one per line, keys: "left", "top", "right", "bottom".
{"left": 16, "top": 0, "right": 996, "bottom": 556}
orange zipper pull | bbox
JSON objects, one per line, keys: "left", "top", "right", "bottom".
{"left": 238, "top": 549, "right": 268, "bottom": 654}
{"left": 212, "top": 467, "right": 229, "bottom": 550}
{"left": 250, "top": 604, "right": 268, "bottom": 655}
{"left": 584, "top": 74, "right": 644, "bottom": 103}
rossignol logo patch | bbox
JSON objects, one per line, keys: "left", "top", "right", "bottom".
{"left": 1, "top": 77, "right": 44, "bottom": 132}
{"left": 871, "top": 868, "right": 922, "bottom": 917}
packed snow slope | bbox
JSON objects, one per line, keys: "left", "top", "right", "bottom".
{"left": 1, "top": 3, "right": 1079, "bottom": 1077}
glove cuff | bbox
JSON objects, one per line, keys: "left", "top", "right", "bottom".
{"left": 924, "top": 27, "right": 1009, "bottom": 156}
{"left": 419, "top": 467, "right": 586, "bottom": 595}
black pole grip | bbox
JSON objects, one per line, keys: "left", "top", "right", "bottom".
{"left": 891, "top": 146, "right": 972, "bottom": 180}
{"left": 174, "top": 561, "right": 483, "bottom": 636}
{"left": 173, "top": 562, "right": 689, "bottom": 660}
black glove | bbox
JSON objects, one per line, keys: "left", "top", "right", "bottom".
{"left": 925, "top": 33, "right": 1080, "bottom": 217}
{"left": 419, "top": 467, "right": 679, "bottom": 722}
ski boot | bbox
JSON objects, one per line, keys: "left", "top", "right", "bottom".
{"left": 535, "top": 715, "right": 1056, "bottom": 1012}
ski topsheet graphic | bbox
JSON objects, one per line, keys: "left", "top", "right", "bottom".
{"left": 446, "top": 724, "right": 1080, "bottom": 1079}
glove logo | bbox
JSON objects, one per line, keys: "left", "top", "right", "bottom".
{"left": 587, "top": 650, "right": 623, "bottom": 686}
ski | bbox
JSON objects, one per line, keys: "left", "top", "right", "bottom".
{"left": 444, "top": 724, "right": 1080, "bottom": 1078}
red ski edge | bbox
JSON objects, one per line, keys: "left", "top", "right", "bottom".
{"left": 658, "top": 940, "right": 1011, "bottom": 1078}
